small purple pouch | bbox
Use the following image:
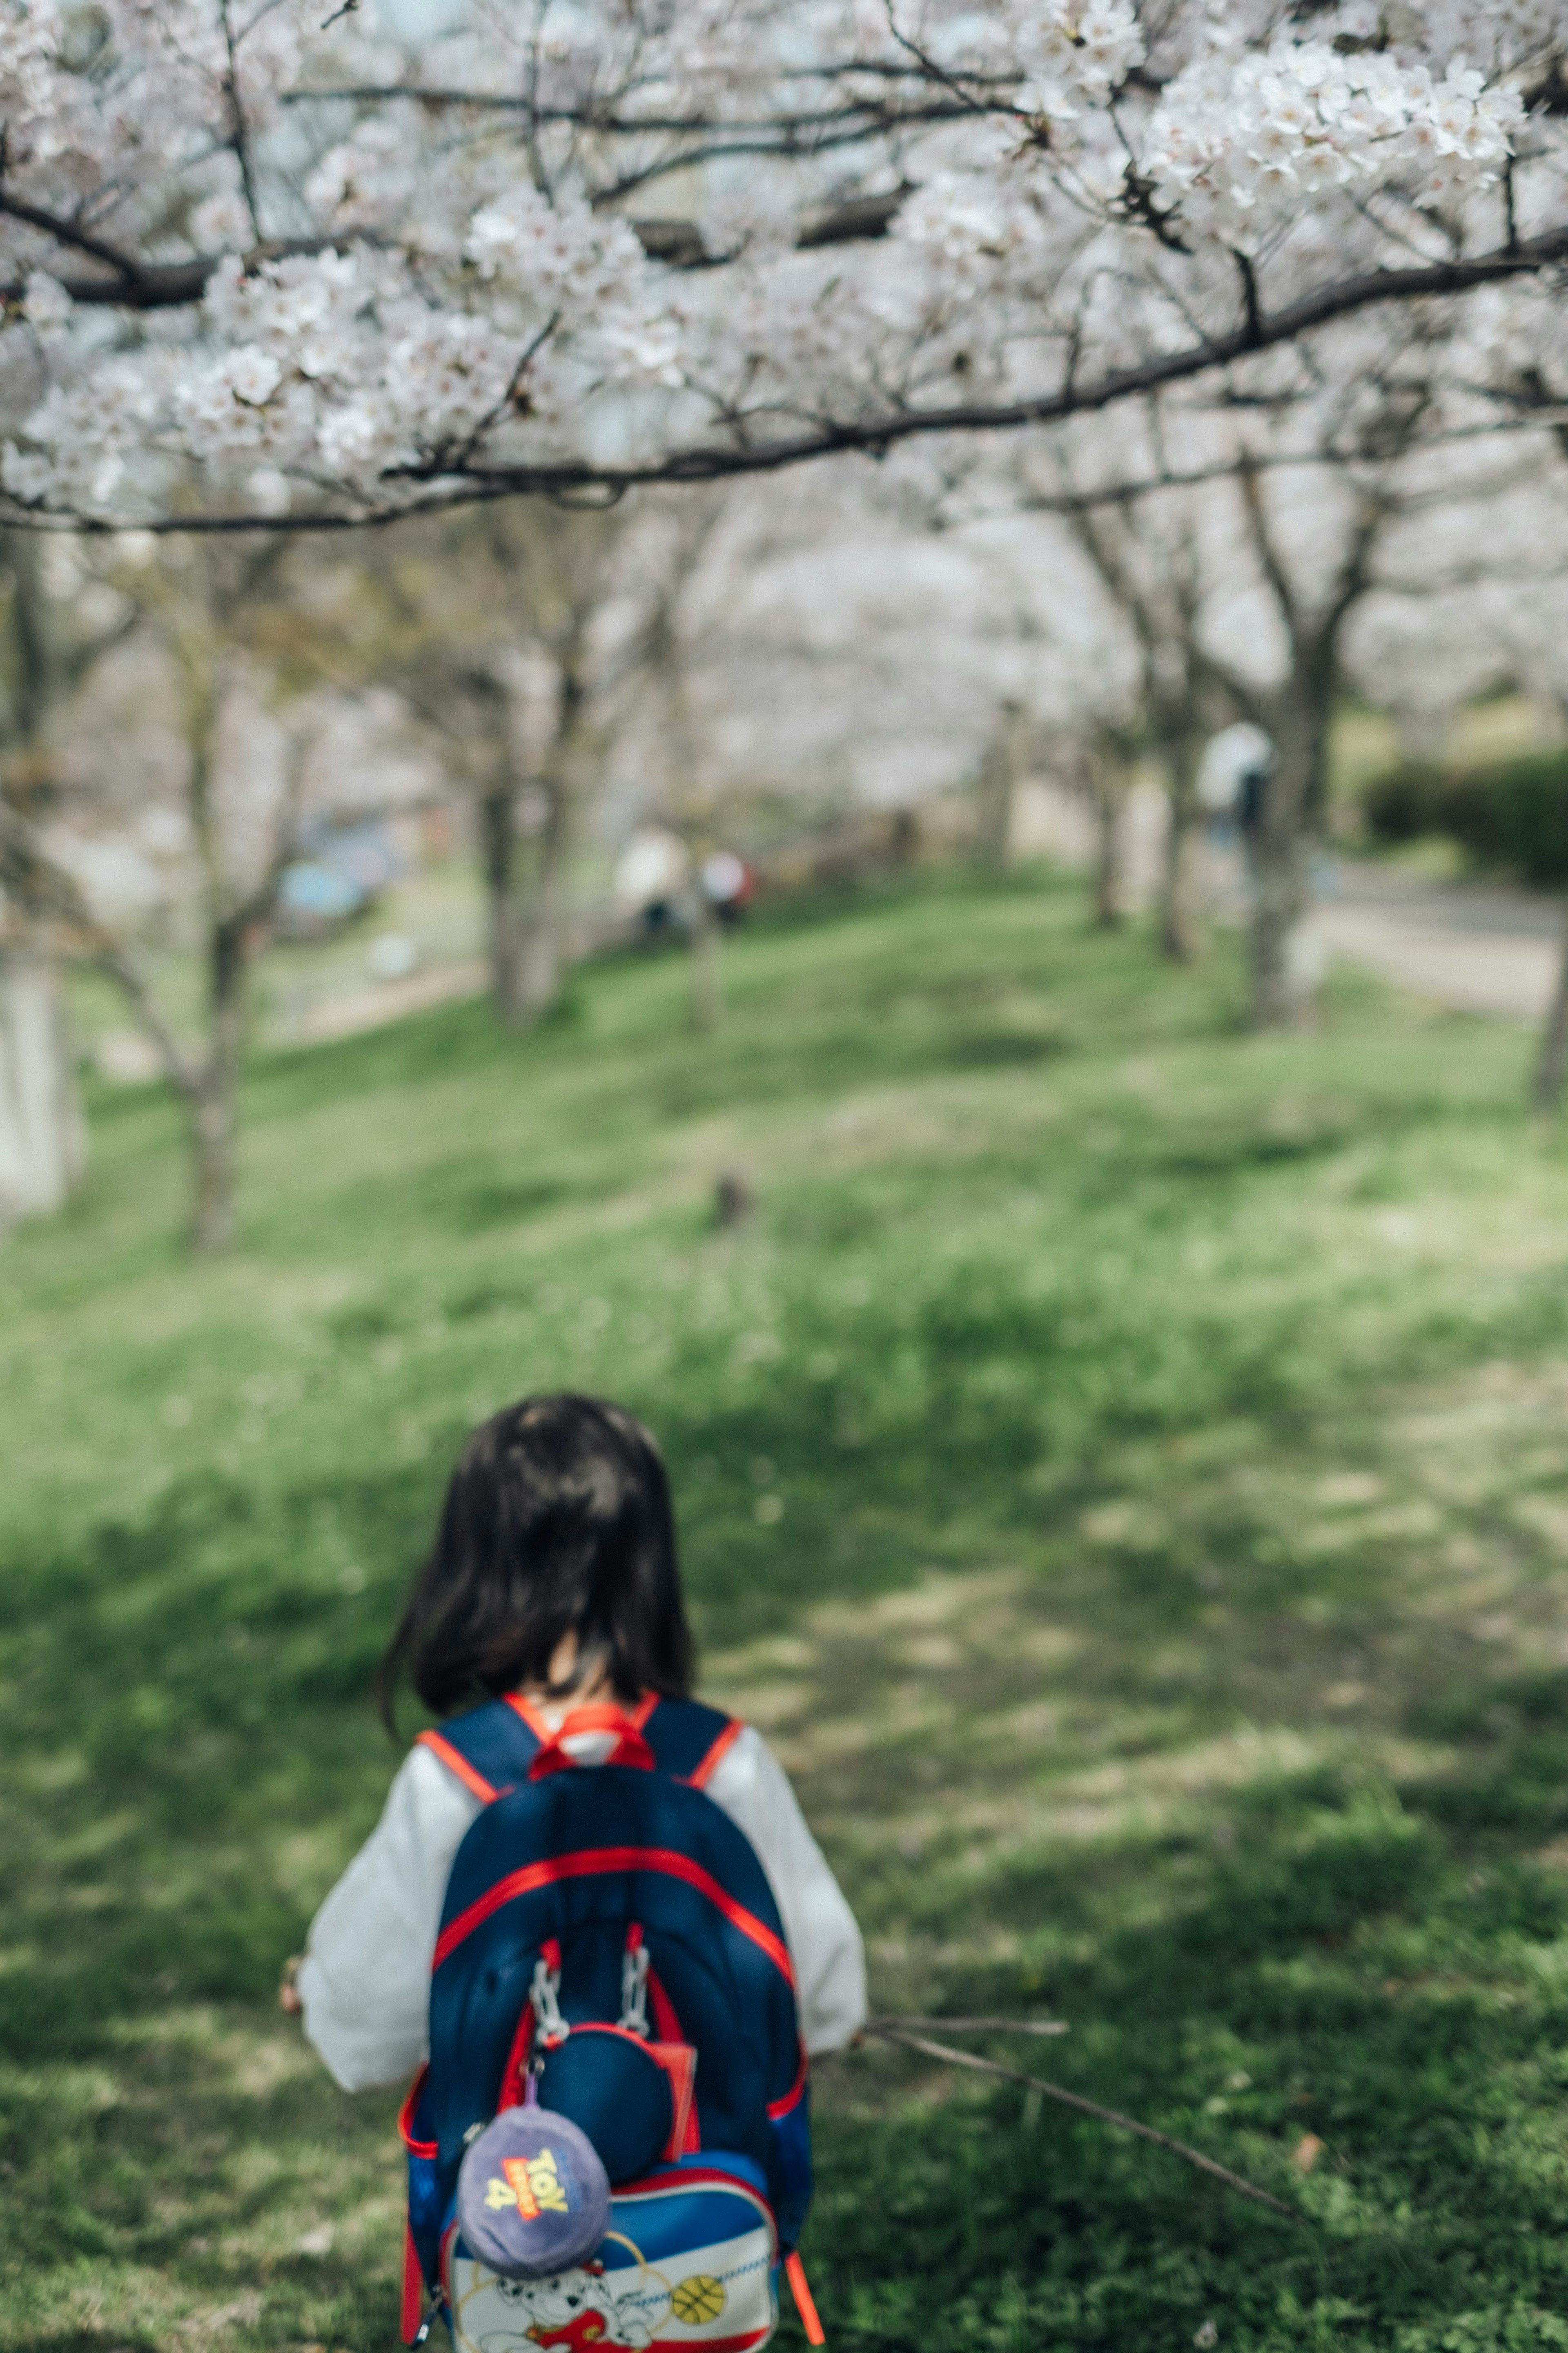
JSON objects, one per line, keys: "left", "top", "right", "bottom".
{"left": 455, "top": 2101, "right": 612, "bottom": 2279}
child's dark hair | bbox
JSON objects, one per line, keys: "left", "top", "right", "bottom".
{"left": 377, "top": 1393, "right": 693, "bottom": 1731}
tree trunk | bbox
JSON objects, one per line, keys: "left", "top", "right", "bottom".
{"left": 976, "top": 701, "right": 1026, "bottom": 870}
{"left": 513, "top": 877, "right": 561, "bottom": 1021}
{"left": 187, "top": 1073, "right": 236, "bottom": 1256}
{"left": 1248, "top": 829, "right": 1312, "bottom": 1027}
{"left": 507, "top": 770, "right": 572, "bottom": 1026}
{"left": 1158, "top": 730, "right": 1206, "bottom": 964}
{"left": 1535, "top": 903, "right": 1568, "bottom": 1115}
{"left": 1247, "top": 700, "right": 1327, "bottom": 1029}
{"left": 689, "top": 886, "right": 723, "bottom": 1031}
{"left": 0, "top": 947, "right": 85, "bottom": 1224}
{"left": 186, "top": 916, "right": 246, "bottom": 1255}
{"left": 1089, "top": 750, "right": 1127, "bottom": 930}
{"left": 478, "top": 777, "right": 525, "bottom": 1023}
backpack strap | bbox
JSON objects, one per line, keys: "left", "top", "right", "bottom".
{"left": 642, "top": 1695, "right": 745, "bottom": 1787}
{"left": 414, "top": 1695, "right": 545, "bottom": 1802}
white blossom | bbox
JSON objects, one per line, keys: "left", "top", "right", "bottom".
{"left": 22, "top": 272, "right": 70, "bottom": 333}
{"left": 0, "top": 0, "right": 1550, "bottom": 521}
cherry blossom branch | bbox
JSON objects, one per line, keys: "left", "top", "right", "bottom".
{"left": 0, "top": 209, "right": 344, "bottom": 309}
{"left": 362, "top": 221, "right": 1568, "bottom": 499}
{"left": 0, "top": 191, "right": 180, "bottom": 303}
{"left": 1004, "top": 417, "right": 1542, "bottom": 518}
{"left": 0, "top": 184, "right": 909, "bottom": 312}
{"left": 218, "top": 0, "right": 264, "bottom": 243}
{"left": 282, "top": 84, "right": 980, "bottom": 138}
{"left": 24, "top": 405, "right": 1548, "bottom": 545}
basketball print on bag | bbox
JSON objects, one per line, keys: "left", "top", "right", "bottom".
{"left": 667, "top": 2276, "right": 724, "bottom": 2327}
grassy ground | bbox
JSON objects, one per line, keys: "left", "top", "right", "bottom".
{"left": 7, "top": 867, "right": 1568, "bottom": 2353}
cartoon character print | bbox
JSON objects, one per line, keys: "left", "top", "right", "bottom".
{"left": 477, "top": 2265, "right": 653, "bottom": 2353}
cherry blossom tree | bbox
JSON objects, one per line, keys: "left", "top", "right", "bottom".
{"left": 973, "top": 698, "right": 1035, "bottom": 871}
{"left": 0, "top": 536, "right": 406, "bottom": 1249}
{"left": 0, "top": 527, "right": 141, "bottom": 1219}
{"left": 964, "top": 314, "right": 1549, "bottom": 1025}
{"left": 604, "top": 489, "right": 733, "bottom": 1030}
{"left": 0, "top": 902, "right": 80, "bottom": 1222}
{"left": 599, "top": 460, "right": 1143, "bottom": 952}
{"left": 0, "top": 1, "right": 1552, "bottom": 531}
{"left": 1056, "top": 493, "right": 1218, "bottom": 959}
{"left": 331, "top": 502, "right": 635, "bottom": 1024}
{"left": 320, "top": 492, "right": 726, "bottom": 1025}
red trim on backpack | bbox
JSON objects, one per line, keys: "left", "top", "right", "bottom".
{"left": 685, "top": 1713, "right": 744, "bottom": 1789}
{"left": 399, "top": 2068, "right": 435, "bottom": 2342}
{"left": 647, "top": 1959, "right": 684, "bottom": 2045}
{"left": 664, "top": 2042, "right": 701, "bottom": 2156}
{"left": 766, "top": 2039, "right": 809, "bottom": 2121}
{"left": 432, "top": 1846, "right": 795, "bottom": 1982}
{"left": 647, "top": 2333, "right": 771, "bottom": 2353}
{"left": 400, "top": 2221, "right": 425, "bottom": 2344}
{"left": 619, "top": 2162, "right": 775, "bottom": 2218}
{"left": 505, "top": 1691, "right": 555, "bottom": 1741}
{"left": 508, "top": 1690, "right": 659, "bottom": 1738}
{"left": 415, "top": 1728, "right": 501, "bottom": 1804}
{"left": 624, "top": 2164, "right": 744, "bottom": 2194}
{"left": 397, "top": 2066, "right": 437, "bottom": 2158}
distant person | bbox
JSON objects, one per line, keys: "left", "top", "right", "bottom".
{"left": 281, "top": 1394, "right": 862, "bottom": 2349}
{"left": 700, "top": 850, "right": 755, "bottom": 927}
{"left": 612, "top": 826, "right": 692, "bottom": 941}
{"left": 1198, "top": 723, "right": 1275, "bottom": 856}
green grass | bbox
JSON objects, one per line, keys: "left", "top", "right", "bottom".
{"left": 7, "top": 865, "right": 1568, "bottom": 2353}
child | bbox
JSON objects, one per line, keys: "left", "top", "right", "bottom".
{"left": 284, "top": 1392, "right": 866, "bottom": 2099}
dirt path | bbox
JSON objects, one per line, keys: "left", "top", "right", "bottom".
{"left": 1316, "top": 865, "right": 1564, "bottom": 1022}
{"left": 276, "top": 863, "right": 1564, "bottom": 1039}
{"left": 1014, "top": 779, "right": 1564, "bottom": 1024}
{"left": 278, "top": 956, "right": 487, "bottom": 1045}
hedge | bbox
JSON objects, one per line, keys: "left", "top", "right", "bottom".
{"left": 1363, "top": 748, "right": 1568, "bottom": 885}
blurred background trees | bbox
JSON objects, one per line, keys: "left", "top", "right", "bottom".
{"left": 6, "top": 361, "right": 1568, "bottom": 1245}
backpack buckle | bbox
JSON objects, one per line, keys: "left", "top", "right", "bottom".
{"left": 619, "top": 1939, "right": 651, "bottom": 2038}
{"left": 530, "top": 1955, "right": 569, "bottom": 2048}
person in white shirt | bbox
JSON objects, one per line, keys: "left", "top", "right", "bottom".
{"left": 281, "top": 1393, "right": 866, "bottom": 2093}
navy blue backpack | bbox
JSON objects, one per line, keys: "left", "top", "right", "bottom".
{"left": 399, "top": 1693, "right": 820, "bottom": 2353}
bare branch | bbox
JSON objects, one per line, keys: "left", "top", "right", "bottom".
{"left": 862, "top": 2026, "right": 1302, "bottom": 2221}
{"left": 1236, "top": 459, "right": 1301, "bottom": 646}
{"left": 0, "top": 190, "right": 174, "bottom": 302}
{"left": 0, "top": 800, "right": 199, "bottom": 1095}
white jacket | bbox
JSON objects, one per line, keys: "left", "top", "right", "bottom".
{"left": 298, "top": 1721, "right": 866, "bottom": 2092}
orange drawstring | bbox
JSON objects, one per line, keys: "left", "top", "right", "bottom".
{"left": 785, "top": 2250, "right": 825, "bottom": 2345}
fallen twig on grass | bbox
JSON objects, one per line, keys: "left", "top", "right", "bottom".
{"left": 860, "top": 2023, "right": 1303, "bottom": 2222}
{"left": 863, "top": 2014, "right": 1070, "bottom": 2037}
